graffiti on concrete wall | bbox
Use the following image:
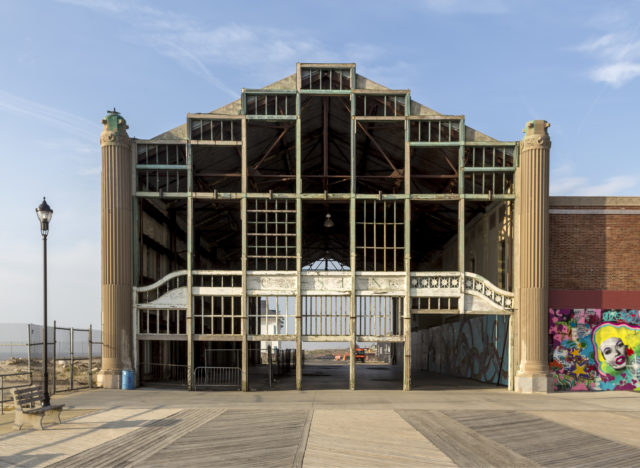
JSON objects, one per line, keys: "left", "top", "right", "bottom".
{"left": 415, "top": 315, "right": 508, "bottom": 385}
{"left": 549, "top": 308, "right": 640, "bottom": 391}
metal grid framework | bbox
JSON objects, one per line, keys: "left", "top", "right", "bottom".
{"left": 299, "top": 66, "right": 352, "bottom": 90}
{"left": 355, "top": 296, "right": 403, "bottom": 336}
{"left": 465, "top": 146, "right": 515, "bottom": 195}
{"left": 247, "top": 199, "right": 296, "bottom": 270}
{"left": 189, "top": 119, "right": 241, "bottom": 141}
{"left": 138, "top": 309, "right": 187, "bottom": 335}
{"left": 136, "top": 144, "right": 188, "bottom": 193}
{"left": 131, "top": 62, "right": 518, "bottom": 391}
{"left": 302, "top": 296, "right": 350, "bottom": 336}
{"left": 411, "top": 297, "right": 459, "bottom": 312}
{"left": 193, "top": 296, "right": 241, "bottom": 335}
{"left": 357, "top": 200, "right": 404, "bottom": 271}
{"left": 248, "top": 296, "right": 295, "bottom": 336}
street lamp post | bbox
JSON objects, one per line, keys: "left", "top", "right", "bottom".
{"left": 36, "top": 197, "right": 53, "bottom": 406}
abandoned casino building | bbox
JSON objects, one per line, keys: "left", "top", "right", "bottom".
{"left": 98, "top": 63, "right": 640, "bottom": 393}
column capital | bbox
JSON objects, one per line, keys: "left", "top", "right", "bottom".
{"left": 521, "top": 119, "right": 551, "bottom": 151}
{"left": 100, "top": 108, "right": 130, "bottom": 147}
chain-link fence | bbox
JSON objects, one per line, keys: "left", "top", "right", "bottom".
{"left": 0, "top": 323, "right": 101, "bottom": 412}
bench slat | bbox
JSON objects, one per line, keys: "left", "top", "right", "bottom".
{"left": 16, "top": 395, "right": 42, "bottom": 403}
{"left": 14, "top": 391, "right": 43, "bottom": 399}
{"left": 14, "top": 386, "right": 42, "bottom": 393}
{"left": 23, "top": 405, "right": 64, "bottom": 414}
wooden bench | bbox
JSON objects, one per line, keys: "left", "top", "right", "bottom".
{"left": 11, "top": 386, "right": 64, "bottom": 430}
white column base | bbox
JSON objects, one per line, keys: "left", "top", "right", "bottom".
{"left": 98, "top": 369, "right": 122, "bottom": 389}
{"left": 514, "top": 373, "right": 553, "bottom": 393}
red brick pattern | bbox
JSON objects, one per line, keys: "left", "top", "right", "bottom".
{"left": 549, "top": 211, "right": 640, "bottom": 290}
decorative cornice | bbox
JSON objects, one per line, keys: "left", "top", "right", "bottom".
{"left": 520, "top": 119, "right": 551, "bottom": 151}
{"left": 100, "top": 109, "right": 130, "bottom": 147}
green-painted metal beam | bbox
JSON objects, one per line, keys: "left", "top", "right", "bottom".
{"left": 298, "top": 89, "right": 352, "bottom": 95}
{"left": 464, "top": 167, "right": 515, "bottom": 173}
{"left": 243, "top": 89, "right": 297, "bottom": 95}
{"left": 245, "top": 115, "right": 296, "bottom": 121}
{"left": 465, "top": 141, "right": 519, "bottom": 147}
{"left": 136, "top": 164, "right": 189, "bottom": 170}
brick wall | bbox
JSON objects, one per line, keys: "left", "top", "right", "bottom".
{"left": 549, "top": 199, "right": 640, "bottom": 291}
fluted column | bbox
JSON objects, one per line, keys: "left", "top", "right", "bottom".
{"left": 515, "top": 120, "right": 552, "bottom": 393}
{"left": 98, "top": 110, "right": 133, "bottom": 389}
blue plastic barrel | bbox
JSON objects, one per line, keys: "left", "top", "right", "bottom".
{"left": 121, "top": 369, "right": 135, "bottom": 390}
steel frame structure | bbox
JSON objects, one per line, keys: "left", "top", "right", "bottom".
{"left": 132, "top": 63, "right": 517, "bottom": 391}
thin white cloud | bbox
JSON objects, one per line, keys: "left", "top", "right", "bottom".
{"left": 57, "top": 0, "right": 330, "bottom": 95}
{"left": 420, "top": 0, "right": 508, "bottom": 14}
{"left": 578, "top": 20, "right": 640, "bottom": 86}
{"left": 0, "top": 90, "right": 95, "bottom": 142}
{"left": 590, "top": 62, "right": 640, "bottom": 87}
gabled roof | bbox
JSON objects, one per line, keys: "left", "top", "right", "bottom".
{"left": 149, "top": 71, "right": 497, "bottom": 143}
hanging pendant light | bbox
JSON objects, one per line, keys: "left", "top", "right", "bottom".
{"left": 324, "top": 212, "right": 335, "bottom": 228}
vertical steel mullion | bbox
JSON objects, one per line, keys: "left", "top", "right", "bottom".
{"left": 373, "top": 200, "right": 377, "bottom": 270}
{"left": 275, "top": 200, "right": 279, "bottom": 270}
{"left": 493, "top": 148, "right": 496, "bottom": 194}
{"left": 295, "top": 92, "right": 302, "bottom": 391}
{"left": 363, "top": 200, "right": 367, "bottom": 270}
{"left": 239, "top": 116, "right": 248, "bottom": 391}
{"left": 383, "top": 201, "right": 387, "bottom": 272}
{"left": 393, "top": 202, "right": 398, "bottom": 271}
{"left": 349, "top": 89, "right": 356, "bottom": 389}
{"left": 221, "top": 296, "right": 225, "bottom": 335}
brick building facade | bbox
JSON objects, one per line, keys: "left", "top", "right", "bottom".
{"left": 548, "top": 197, "right": 640, "bottom": 391}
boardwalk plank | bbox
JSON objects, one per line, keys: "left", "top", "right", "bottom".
{"left": 48, "top": 409, "right": 223, "bottom": 468}
{"left": 135, "top": 409, "right": 310, "bottom": 468}
{"left": 396, "top": 410, "right": 539, "bottom": 468}
{"left": 303, "top": 409, "right": 455, "bottom": 468}
{"left": 446, "top": 411, "right": 640, "bottom": 468}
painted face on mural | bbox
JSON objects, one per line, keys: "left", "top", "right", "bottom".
{"left": 599, "top": 337, "right": 628, "bottom": 370}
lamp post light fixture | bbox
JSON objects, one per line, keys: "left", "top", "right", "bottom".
{"left": 36, "top": 197, "right": 53, "bottom": 406}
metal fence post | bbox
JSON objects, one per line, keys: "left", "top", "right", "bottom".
{"left": 88, "top": 325, "right": 93, "bottom": 389}
{"left": 268, "top": 345, "right": 272, "bottom": 390}
{"left": 27, "top": 324, "right": 32, "bottom": 382}
{"left": 70, "top": 327, "right": 74, "bottom": 390}
{"left": 52, "top": 320, "right": 56, "bottom": 394}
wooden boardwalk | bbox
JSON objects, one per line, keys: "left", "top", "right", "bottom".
{"left": 3, "top": 406, "right": 640, "bottom": 467}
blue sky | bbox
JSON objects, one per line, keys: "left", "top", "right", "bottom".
{"left": 1, "top": 0, "right": 639, "bottom": 328}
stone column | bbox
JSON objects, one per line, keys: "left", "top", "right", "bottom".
{"left": 515, "top": 120, "right": 552, "bottom": 393}
{"left": 98, "top": 110, "right": 133, "bottom": 389}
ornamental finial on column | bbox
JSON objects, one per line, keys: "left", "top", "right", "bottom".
{"left": 100, "top": 108, "right": 130, "bottom": 147}
{"left": 521, "top": 119, "right": 551, "bottom": 151}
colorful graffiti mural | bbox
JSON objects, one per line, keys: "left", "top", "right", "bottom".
{"left": 415, "top": 315, "right": 509, "bottom": 386}
{"left": 549, "top": 308, "right": 640, "bottom": 391}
